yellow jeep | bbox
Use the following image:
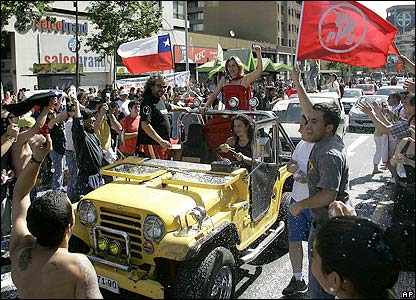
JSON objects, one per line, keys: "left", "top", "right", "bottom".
{"left": 69, "top": 109, "right": 295, "bottom": 299}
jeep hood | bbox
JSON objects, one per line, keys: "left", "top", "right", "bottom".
{"left": 83, "top": 180, "right": 221, "bottom": 223}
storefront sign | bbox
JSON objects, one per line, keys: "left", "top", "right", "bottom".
{"left": 33, "top": 18, "right": 88, "bottom": 35}
{"left": 174, "top": 45, "right": 217, "bottom": 63}
{"left": 39, "top": 35, "right": 111, "bottom": 72}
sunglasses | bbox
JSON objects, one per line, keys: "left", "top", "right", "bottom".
{"left": 8, "top": 115, "right": 15, "bottom": 119}
{"left": 155, "top": 84, "right": 168, "bottom": 89}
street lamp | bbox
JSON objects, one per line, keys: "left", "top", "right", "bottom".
{"left": 229, "top": 30, "right": 237, "bottom": 48}
{"left": 74, "top": 1, "right": 79, "bottom": 91}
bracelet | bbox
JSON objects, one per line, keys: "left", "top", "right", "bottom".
{"left": 30, "top": 155, "right": 43, "bottom": 164}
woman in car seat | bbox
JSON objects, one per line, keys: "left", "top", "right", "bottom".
{"left": 218, "top": 114, "right": 254, "bottom": 170}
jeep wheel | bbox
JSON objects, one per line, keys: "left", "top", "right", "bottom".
{"left": 275, "top": 191, "right": 291, "bottom": 250}
{"left": 173, "top": 247, "right": 236, "bottom": 299}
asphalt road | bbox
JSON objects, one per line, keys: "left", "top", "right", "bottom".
{"left": 1, "top": 130, "right": 392, "bottom": 299}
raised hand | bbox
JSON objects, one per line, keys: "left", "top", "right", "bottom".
{"left": 29, "top": 134, "right": 52, "bottom": 162}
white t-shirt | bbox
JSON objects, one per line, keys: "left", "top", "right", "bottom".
{"left": 328, "top": 80, "right": 340, "bottom": 96}
{"left": 291, "top": 140, "right": 315, "bottom": 202}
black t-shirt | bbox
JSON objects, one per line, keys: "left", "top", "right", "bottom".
{"left": 49, "top": 123, "right": 66, "bottom": 155}
{"left": 137, "top": 92, "right": 172, "bottom": 145}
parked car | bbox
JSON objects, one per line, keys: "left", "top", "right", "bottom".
{"left": 341, "top": 88, "right": 365, "bottom": 114}
{"left": 69, "top": 108, "right": 296, "bottom": 299}
{"left": 348, "top": 95, "right": 389, "bottom": 132}
{"left": 273, "top": 93, "right": 348, "bottom": 155}
{"left": 375, "top": 85, "right": 405, "bottom": 96}
{"left": 354, "top": 83, "right": 377, "bottom": 95}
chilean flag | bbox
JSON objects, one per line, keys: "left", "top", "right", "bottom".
{"left": 117, "top": 34, "right": 173, "bottom": 74}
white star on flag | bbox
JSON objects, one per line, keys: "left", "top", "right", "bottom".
{"left": 163, "top": 39, "right": 170, "bottom": 47}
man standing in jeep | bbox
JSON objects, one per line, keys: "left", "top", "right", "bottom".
{"left": 135, "top": 74, "right": 190, "bottom": 160}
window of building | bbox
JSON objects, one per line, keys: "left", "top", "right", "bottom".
{"left": 197, "top": 1, "right": 204, "bottom": 7}
{"left": 173, "top": 1, "right": 185, "bottom": 20}
{"left": 192, "top": 23, "right": 204, "bottom": 31}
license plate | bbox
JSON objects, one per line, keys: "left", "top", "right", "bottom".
{"left": 97, "top": 274, "right": 119, "bottom": 294}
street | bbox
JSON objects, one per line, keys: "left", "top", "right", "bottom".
{"left": 1, "top": 130, "right": 392, "bottom": 299}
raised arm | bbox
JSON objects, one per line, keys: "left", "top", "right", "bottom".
{"left": 17, "top": 103, "right": 51, "bottom": 143}
{"left": 356, "top": 102, "right": 391, "bottom": 135}
{"left": 1, "top": 123, "right": 19, "bottom": 157}
{"left": 10, "top": 134, "right": 52, "bottom": 252}
{"left": 48, "top": 110, "right": 68, "bottom": 129}
{"left": 244, "top": 45, "right": 263, "bottom": 85}
{"left": 291, "top": 64, "right": 314, "bottom": 117}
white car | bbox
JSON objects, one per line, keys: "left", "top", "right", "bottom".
{"left": 341, "top": 88, "right": 365, "bottom": 114}
{"left": 348, "top": 95, "right": 389, "bottom": 132}
{"left": 274, "top": 93, "right": 348, "bottom": 147}
{"left": 375, "top": 85, "right": 405, "bottom": 96}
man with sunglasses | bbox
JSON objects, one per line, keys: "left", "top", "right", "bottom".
{"left": 135, "top": 74, "right": 190, "bottom": 160}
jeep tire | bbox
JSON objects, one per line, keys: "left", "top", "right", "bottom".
{"left": 173, "top": 247, "right": 236, "bottom": 299}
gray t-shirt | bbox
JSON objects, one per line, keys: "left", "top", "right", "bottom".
{"left": 308, "top": 134, "right": 349, "bottom": 222}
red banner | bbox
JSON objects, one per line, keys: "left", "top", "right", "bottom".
{"left": 174, "top": 45, "right": 217, "bottom": 64}
{"left": 297, "top": 1, "right": 398, "bottom": 69}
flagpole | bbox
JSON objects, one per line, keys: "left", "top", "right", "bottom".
{"left": 184, "top": 1, "right": 189, "bottom": 72}
{"left": 294, "top": 1, "right": 305, "bottom": 66}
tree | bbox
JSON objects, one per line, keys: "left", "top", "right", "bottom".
{"left": 1, "top": 1, "right": 52, "bottom": 48}
{"left": 85, "top": 1, "right": 163, "bottom": 86}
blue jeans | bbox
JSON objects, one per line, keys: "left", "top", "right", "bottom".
{"left": 50, "top": 150, "right": 65, "bottom": 191}
{"left": 308, "top": 220, "right": 335, "bottom": 299}
{"left": 65, "top": 150, "right": 78, "bottom": 202}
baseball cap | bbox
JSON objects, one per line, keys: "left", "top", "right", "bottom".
{"left": 17, "top": 116, "right": 36, "bottom": 128}
{"left": 120, "top": 89, "right": 129, "bottom": 96}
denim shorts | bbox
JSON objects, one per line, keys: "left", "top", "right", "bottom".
{"left": 288, "top": 198, "right": 313, "bottom": 241}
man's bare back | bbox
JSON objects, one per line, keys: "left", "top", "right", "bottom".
{"left": 11, "top": 243, "right": 102, "bottom": 299}
{"left": 10, "top": 133, "right": 102, "bottom": 299}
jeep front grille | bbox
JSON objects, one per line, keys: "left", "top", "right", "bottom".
{"left": 99, "top": 207, "right": 143, "bottom": 260}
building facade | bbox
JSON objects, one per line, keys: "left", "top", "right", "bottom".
{"left": 386, "top": 5, "right": 415, "bottom": 64}
{"left": 1, "top": 1, "right": 304, "bottom": 93}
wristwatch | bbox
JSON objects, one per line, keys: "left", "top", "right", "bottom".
{"left": 30, "top": 155, "right": 43, "bottom": 164}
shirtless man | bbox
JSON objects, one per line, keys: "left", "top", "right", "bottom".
{"left": 10, "top": 134, "right": 102, "bottom": 299}
{"left": 10, "top": 100, "right": 52, "bottom": 178}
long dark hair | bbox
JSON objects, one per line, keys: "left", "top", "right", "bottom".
{"left": 315, "top": 216, "right": 405, "bottom": 299}
{"left": 143, "top": 74, "right": 165, "bottom": 97}
{"left": 231, "top": 114, "right": 254, "bottom": 140}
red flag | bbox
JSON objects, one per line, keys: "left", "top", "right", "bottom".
{"left": 117, "top": 34, "right": 173, "bottom": 74}
{"left": 297, "top": 1, "right": 398, "bottom": 69}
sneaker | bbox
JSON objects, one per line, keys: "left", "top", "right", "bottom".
{"left": 282, "top": 276, "right": 308, "bottom": 295}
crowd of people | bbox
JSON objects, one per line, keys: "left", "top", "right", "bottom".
{"left": 1, "top": 44, "right": 415, "bottom": 299}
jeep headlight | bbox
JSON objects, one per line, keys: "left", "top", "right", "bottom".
{"left": 248, "top": 96, "right": 259, "bottom": 108}
{"left": 143, "top": 215, "right": 165, "bottom": 242}
{"left": 228, "top": 96, "right": 239, "bottom": 108}
{"left": 78, "top": 200, "right": 98, "bottom": 226}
